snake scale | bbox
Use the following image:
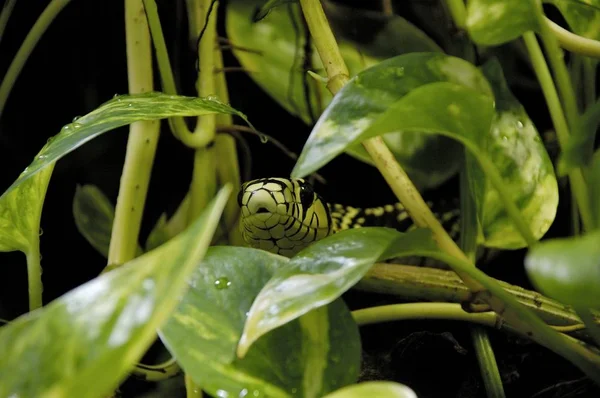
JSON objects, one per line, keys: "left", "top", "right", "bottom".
{"left": 237, "top": 177, "right": 462, "bottom": 257}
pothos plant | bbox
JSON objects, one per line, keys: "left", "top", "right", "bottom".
{"left": 1, "top": 0, "right": 600, "bottom": 397}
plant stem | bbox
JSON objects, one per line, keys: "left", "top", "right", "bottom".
{"left": 0, "top": 0, "right": 71, "bottom": 117}
{"left": 214, "top": 47, "right": 243, "bottom": 244}
{"left": 298, "top": 0, "right": 600, "bottom": 382}
{"left": 352, "top": 303, "right": 499, "bottom": 328}
{"left": 0, "top": 0, "right": 17, "bottom": 44}
{"left": 445, "top": 0, "right": 467, "bottom": 30}
{"left": 357, "top": 263, "right": 585, "bottom": 330}
{"left": 545, "top": 17, "right": 600, "bottom": 60}
{"left": 523, "top": 32, "right": 593, "bottom": 232}
{"left": 460, "top": 161, "right": 506, "bottom": 398}
{"left": 142, "top": 0, "right": 196, "bottom": 146}
{"left": 187, "top": 0, "right": 218, "bottom": 222}
{"left": 106, "top": 0, "right": 160, "bottom": 267}
{"left": 26, "top": 243, "right": 42, "bottom": 310}
{"left": 577, "top": 308, "right": 600, "bottom": 348}
{"left": 582, "top": 58, "right": 597, "bottom": 109}
{"left": 185, "top": 373, "right": 203, "bottom": 398}
{"left": 298, "top": 0, "right": 349, "bottom": 94}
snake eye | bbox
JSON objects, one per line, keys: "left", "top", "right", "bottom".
{"left": 298, "top": 181, "right": 314, "bottom": 209}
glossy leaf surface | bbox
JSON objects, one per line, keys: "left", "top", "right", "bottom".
{"left": 0, "top": 163, "right": 53, "bottom": 253}
{"left": 476, "top": 60, "right": 558, "bottom": 248}
{"left": 0, "top": 187, "right": 231, "bottom": 398}
{"left": 466, "top": 0, "right": 540, "bottom": 45}
{"left": 238, "top": 228, "right": 438, "bottom": 355}
{"left": 1, "top": 92, "right": 248, "bottom": 197}
{"left": 525, "top": 230, "right": 600, "bottom": 309}
{"left": 291, "top": 52, "right": 493, "bottom": 179}
{"left": 160, "top": 246, "right": 360, "bottom": 398}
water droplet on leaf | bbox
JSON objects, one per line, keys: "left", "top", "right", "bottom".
{"left": 39, "top": 228, "right": 43, "bottom": 236}
{"left": 72, "top": 116, "right": 81, "bottom": 122}
{"left": 516, "top": 120, "right": 524, "bottom": 129}
{"left": 259, "top": 135, "right": 268, "bottom": 144}
{"left": 214, "top": 277, "right": 231, "bottom": 290}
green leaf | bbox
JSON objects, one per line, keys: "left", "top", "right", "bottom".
{"left": 227, "top": 2, "right": 455, "bottom": 188}
{"left": 525, "top": 230, "right": 600, "bottom": 310}
{"left": 159, "top": 246, "right": 360, "bottom": 398}
{"left": 0, "top": 186, "right": 231, "bottom": 398}
{"left": 466, "top": 0, "right": 540, "bottom": 45}
{"left": 323, "top": 381, "right": 418, "bottom": 398}
{"left": 291, "top": 52, "right": 493, "bottom": 179}
{"left": 477, "top": 59, "right": 558, "bottom": 248}
{"left": 226, "top": 0, "right": 441, "bottom": 125}
{"left": 1, "top": 92, "right": 249, "bottom": 198}
{"left": 72, "top": 184, "right": 143, "bottom": 258}
{"left": 545, "top": 0, "right": 600, "bottom": 40}
{"left": 238, "top": 228, "right": 438, "bottom": 356}
{"left": 0, "top": 163, "right": 53, "bottom": 253}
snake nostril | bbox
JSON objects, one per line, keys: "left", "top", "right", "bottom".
{"left": 255, "top": 207, "right": 269, "bottom": 214}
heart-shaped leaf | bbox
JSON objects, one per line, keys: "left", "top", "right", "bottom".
{"left": 291, "top": 52, "right": 493, "bottom": 179}
{"left": 0, "top": 162, "right": 53, "bottom": 253}
{"left": 466, "top": 0, "right": 540, "bottom": 45}
{"left": 525, "top": 230, "right": 600, "bottom": 310}
{"left": 159, "top": 246, "right": 361, "bottom": 398}
{"left": 1, "top": 92, "right": 249, "bottom": 198}
{"left": 72, "top": 184, "right": 144, "bottom": 258}
{"left": 238, "top": 228, "right": 438, "bottom": 356}
{"left": 0, "top": 186, "right": 231, "bottom": 398}
{"left": 545, "top": 0, "right": 600, "bottom": 40}
{"left": 476, "top": 59, "right": 558, "bottom": 248}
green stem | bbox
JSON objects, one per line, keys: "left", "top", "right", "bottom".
{"left": 214, "top": 47, "right": 243, "bottom": 244}
{"left": 26, "top": 243, "right": 42, "bottom": 310}
{"left": 356, "top": 263, "right": 586, "bottom": 330}
{"left": 460, "top": 163, "right": 505, "bottom": 398}
{"left": 582, "top": 58, "right": 597, "bottom": 109}
{"left": 0, "top": 0, "right": 17, "bottom": 44}
{"left": 535, "top": 3, "right": 579, "bottom": 130}
{"left": 577, "top": 308, "right": 600, "bottom": 348}
{"left": 545, "top": 17, "right": 600, "bottom": 59}
{"left": 185, "top": 373, "right": 203, "bottom": 398}
{"left": 523, "top": 32, "right": 594, "bottom": 232}
{"left": 143, "top": 0, "right": 213, "bottom": 148}
{"left": 434, "top": 251, "right": 600, "bottom": 384}
{"left": 187, "top": 0, "right": 218, "bottom": 222}
{"left": 0, "top": 0, "right": 71, "bottom": 117}
{"left": 444, "top": 0, "right": 467, "bottom": 30}
{"left": 471, "top": 326, "right": 505, "bottom": 398}
{"left": 352, "top": 303, "right": 499, "bottom": 327}
{"left": 107, "top": 0, "right": 160, "bottom": 267}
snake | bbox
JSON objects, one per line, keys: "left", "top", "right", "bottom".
{"left": 237, "top": 177, "right": 462, "bottom": 257}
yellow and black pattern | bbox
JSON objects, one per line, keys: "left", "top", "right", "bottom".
{"left": 238, "top": 177, "right": 332, "bottom": 256}
{"left": 238, "top": 177, "right": 461, "bottom": 257}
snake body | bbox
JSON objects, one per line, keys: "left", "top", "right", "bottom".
{"left": 238, "top": 177, "right": 461, "bottom": 256}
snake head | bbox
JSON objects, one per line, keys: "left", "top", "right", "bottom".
{"left": 237, "top": 177, "right": 332, "bottom": 257}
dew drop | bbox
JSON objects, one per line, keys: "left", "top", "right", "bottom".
{"left": 290, "top": 388, "right": 298, "bottom": 395}
{"left": 127, "top": 103, "right": 133, "bottom": 107}
{"left": 39, "top": 228, "right": 44, "bottom": 236}
{"left": 46, "top": 136, "right": 55, "bottom": 144}
{"left": 239, "top": 389, "right": 249, "bottom": 398}
{"left": 214, "top": 277, "right": 231, "bottom": 290}
{"left": 73, "top": 123, "right": 82, "bottom": 129}
{"left": 72, "top": 116, "right": 81, "bottom": 122}
{"left": 252, "top": 390, "right": 262, "bottom": 397}
{"left": 502, "top": 135, "right": 508, "bottom": 141}
{"left": 37, "top": 154, "right": 47, "bottom": 160}
{"left": 206, "top": 95, "right": 218, "bottom": 101}
{"left": 516, "top": 120, "right": 524, "bottom": 129}
{"left": 259, "top": 135, "right": 268, "bottom": 144}
{"left": 216, "top": 389, "right": 229, "bottom": 398}
{"left": 62, "top": 125, "right": 71, "bottom": 131}
{"left": 394, "top": 67, "right": 405, "bottom": 77}
{"left": 113, "top": 93, "right": 119, "bottom": 99}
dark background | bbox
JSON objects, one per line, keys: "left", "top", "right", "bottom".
{"left": 0, "top": 0, "right": 596, "bottom": 397}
